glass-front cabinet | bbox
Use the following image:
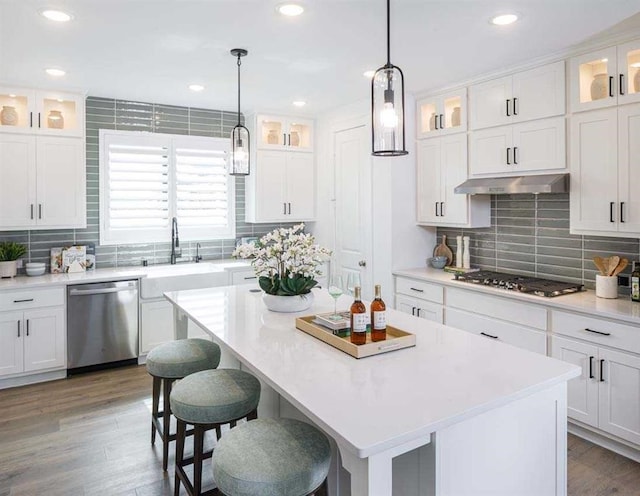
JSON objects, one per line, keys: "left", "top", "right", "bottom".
{"left": 417, "top": 88, "right": 466, "bottom": 138}
{"left": 570, "top": 39, "right": 640, "bottom": 112}
{"left": 256, "top": 114, "right": 313, "bottom": 152}
{"left": 0, "top": 87, "right": 85, "bottom": 137}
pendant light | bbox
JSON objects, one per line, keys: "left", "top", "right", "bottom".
{"left": 371, "top": 0, "right": 407, "bottom": 156}
{"left": 229, "top": 48, "right": 250, "bottom": 175}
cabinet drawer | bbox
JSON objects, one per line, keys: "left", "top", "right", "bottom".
{"left": 447, "top": 287, "right": 547, "bottom": 330}
{"left": 551, "top": 310, "right": 640, "bottom": 355}
{"left": 0, "top": 287, "right": 64, "bottom": 312}
{"left": 231, "top": 270, "right": 258, "bottom": 285}
{"left": 446, "top": 308, "right": 547, "bottom": 355}
{"left": 395, "top": 277, "right": 443, "bottom": 304}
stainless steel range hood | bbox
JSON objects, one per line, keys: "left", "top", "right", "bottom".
{"left": 454, "top": 174, "right": 569, "bottom": 195}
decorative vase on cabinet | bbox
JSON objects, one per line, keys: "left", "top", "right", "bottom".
{"left": 634, "top": 70, "right": 640, "bottom": 93}
{"left": 289, "top": 131, "right": 300, "bottom": 147}
{"left": 47, "top": 110, "right": 64, "bottom": 129}
{"left": 1, "top": 106, "right": 17, "bottom": 126}
{"left": 267, "top": 129, "right": 279, "bottom": 145}
{"left": 451, "top": 107, "right": 461, "bottom": 127}
{"left": 590, "top": 73, "right": 609, "bottom": 101}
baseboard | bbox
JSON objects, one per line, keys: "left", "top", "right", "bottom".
{"left": 568, "top": 421, "right": 640, "bottom": 463}
{"left": 0, "top": 369, "right": 67, "bottom": 390}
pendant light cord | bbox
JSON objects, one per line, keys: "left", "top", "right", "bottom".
{"left": 386, "top": 0, "right": 391, "bottom": 66}
{"left": 236, "top": 54, "right": 242, "bottom": 126}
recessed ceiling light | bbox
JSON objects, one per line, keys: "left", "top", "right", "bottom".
{"left": 292, "top": 101, "right": 306, "bottom": 107}
{"left": 189, "top": 84, "right": 205, "bottom": 92}
{"left": 363, "top": 70, "right": 376, "bottom": 78}
{"left": 278, "top": 3, "right": 304, "bottom": 16}
{"left": 45, "top": 68, "right": 66, "bottom": 77}
{"left": 491, "top": 14, "right": 518, "bottom": 26}
{"left": 40, "top": 9, "right": 73, "bottom": 22}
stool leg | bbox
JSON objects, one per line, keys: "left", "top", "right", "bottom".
{"left": 162, "top": 378, "right": 173, "bottom": 471}
{"left": 151, "top": 375, "right": 161, "bottom": 445}
{"left": 193, "top": 424, "right": 205, "bottom": 495}
{"left": 174, "top": 419, "right": 186, "bottom": 496}
{"left": 314, "top": 479, "right": 328, "bottom": 496}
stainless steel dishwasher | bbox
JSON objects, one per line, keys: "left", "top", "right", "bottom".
{"left": 67, "top": 279, "right": 139, "bottom": 372}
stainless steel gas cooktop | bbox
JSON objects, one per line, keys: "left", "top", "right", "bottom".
{"left": 453, "top": 271, "right": 584, "bottom": 298}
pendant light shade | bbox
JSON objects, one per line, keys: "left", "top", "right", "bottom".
{"left": 371, "top": 0, "right": 407, "bottom": 156}
{"left": 229, "top": 48, "right": 250, "bottom": 175}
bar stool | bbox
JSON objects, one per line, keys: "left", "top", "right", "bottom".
{"left": 146, "top": 338, "right": 221, "bottom": 470}
{"left": 170, "top": 368, "right": 261, "bottom": 496}
{"left": 212, "top": 418, "right": 331, "bottom": 496}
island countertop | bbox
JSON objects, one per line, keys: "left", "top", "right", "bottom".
{"left": 165, "top": 285, "right": 580, "bottom": 460}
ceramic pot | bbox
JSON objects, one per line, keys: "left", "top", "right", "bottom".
{"left": 267, "top": 129, "right": 279, "bottom": 145}
{"left": 0, "top": 260, "right": 17, "bottom": 278}
{"left": 634, "top": 70, "right": 640, "bottom": 93}
{"left": 48, "top": 110, "right": 64, "bottom": 129}
{"left": 289, "top": 131, "right": 300, "bottom": 147}
{"left": 428, "top": 113, "right": 436, "bottom": 131}
{"left": 590, "top": 73, "right": 609, "bottom": 101}
{"left": 451, "top": 107, "right": 461, "bottom": 127}
{"left": 595, "top": 275, "right": 618, "bottom": 299}
{"left": 262, "top": 292, "right": 314, "bottom": 313}
{"left": 1, "top": 106, "right": 17, "bottom": 126}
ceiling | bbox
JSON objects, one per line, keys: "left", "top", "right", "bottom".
{"left": 1, "top": 0, "right": 640, "bottom": 117}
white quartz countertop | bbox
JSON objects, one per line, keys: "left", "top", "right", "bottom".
{"left": 165, "top": 286, "right": 579, "bottom": 458}
{"left": 394, "top": 267, "right": 640, "bottom": 325}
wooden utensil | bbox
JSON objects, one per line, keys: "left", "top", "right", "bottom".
{"left": 607, "top": 256, "right": 620, "bottom": 276}
{"left": 612, "top": 258, "right": 628, "bottom": 276}
{"left": 593, "top": 256, "right": 607, "bottom": 276}
{"left": 433, "top": 235, "right": 454, "bottom": 266}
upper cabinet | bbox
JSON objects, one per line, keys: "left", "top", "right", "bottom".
{"left": 469, "top": 61, "right": 565, "bottom": 130}
{"left": 416, "top": 88, "right": 467, "bottom": 138}
{"left": 570, "top": 39, "right": 640, "bottom": 113}
{"left": 255, "top": 114, "right": 313, "bottom": 152}
{"left": 0, "top": 87, "right": 85, "bottom": 137}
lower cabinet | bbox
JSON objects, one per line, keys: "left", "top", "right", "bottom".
{"left": 396, "top": 294, "right": 443, "bottom": 323}
{"left": 140, "top": 300, "right": 175, "bottom": 354}
{"left": 394, "top": 276, "right": 444, "bottom": 324}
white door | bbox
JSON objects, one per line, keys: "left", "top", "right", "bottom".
{"left": 0, "top": 312, "right": 24, "bottom": 377}
{"left": 570, "top": 108, "right": 618, "bottom": 232}
{"left": 618, "top": 103, "right": 640, "bottom": 234}
{"left": 36, "top": 136, "right": 85, "bottom": 228}
{"left": 440, "top": 133, "right": 469, "bottom": 225}
{"left": 23, "top": 307, "right": 65, "bottom": 373}
{"left": 598, "top": 348, "right": 640, "bottom": 445}
{"left": 416, "top": 138, "right": 441, "bottom": 224}
{"left": 0, "top": 134, "right": 36, "bottom": 228}
{"left": 550, "top": 336, "right": 599, "bottom": 427}
{"left": 512, "top": 117, "right": 566, "bottom": 173}
{"left": 286, "top": 152, "right": 315, "bottom": 220}
{"left": 469, "top": 75, "right": 512, "bottom": 129}
{"left": 333, "top": 124, "right": 372, "bottom": 299}
{"left": 512, "top": 61, "right": 566, "bottom": 122}
{"left": 469, "top": 125, "right": 511, "bottom": 176}
{"left": 255, "top": 150, "right": 287, "bottom": 222}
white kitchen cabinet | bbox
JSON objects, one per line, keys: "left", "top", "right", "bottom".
{"left": 245, "top": 150, "right": 315, "bottom": 223}
{"left": 469, "top": 61, "right": 565, "bottom": 130}
{"left": 570, "top": 39, "right": 640, "bottom": 113}
{"left": 416, "top": 88, "right": 467, "bottom": 138}
{"left": 140, "top": 300, "right": 174, "bottom": 354}
{"left": 0, "top": 86, "right": 85, "bottom": 137}
{"left": 0, "top": 134, "right": 85, "bottom": 230}
{"left": 570, "top": 103, "right": 640, "bottom": 237}
{"left": 416, "top": 134, "right": 490, "bottom": 227}
{"left": 469, "top": 116, "right": 566, "bottom": 176}
{"left": 231, "top": 269, "right": 258, "bottom": 285}
{"left": 394, "top": 276, "right": 443, "bottom": 323}
{"left": 255, "top": 114, "right": 313, "bottom": 152}
{"left": 396, "top": 294, "right": 443, "bottom": 323}
{"left": 0, "top": 311, "right": 24, "bottom": 376}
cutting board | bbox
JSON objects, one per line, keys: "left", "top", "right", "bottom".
{"left": 433, "top": 235, "right": 454, "bottom": 266}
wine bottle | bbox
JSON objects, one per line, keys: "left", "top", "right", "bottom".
{"left": 350, "top": 286, "right": 367, "bottom": 345}
{"left": 631, "top": 261, "right": 640, "bottom": 303}
{"left": 371, "top": 284, "right": 387, "bottom": 342}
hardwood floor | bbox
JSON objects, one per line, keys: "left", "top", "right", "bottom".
{"left": 1, "top": 365, "right": 639, "bottom": 495}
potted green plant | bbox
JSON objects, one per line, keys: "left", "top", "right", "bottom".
{"left": 0, "top": 241, "right": 27, "bottom": 278}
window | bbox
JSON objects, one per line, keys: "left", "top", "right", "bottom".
{"left": 99, "top": 130, "right": 235, "bottom": 245}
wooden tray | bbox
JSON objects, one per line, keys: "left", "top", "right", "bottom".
{"left": 295, "top": 316, "right": 416, "bottom": 359}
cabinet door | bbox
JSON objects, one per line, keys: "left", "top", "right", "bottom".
{"left": 36, "top": 90, "right": 85, "bottom": 138}
{"left": 469, "top": 125, "right": 511, "bottom": 176}
{"left": 616, "top": 40, "right": 640, "bottom": 106}
{"left": 287, "top": 118, "right": 313, "bottom": 152}
{"left": 598, "top": 348, "right": 640, "bottom": 445}
{"left": 570, "top": 46, "right": 618, "bottom": 113}
{"left": 0, "top": 312, "right": 24, "bottom": 376}
{"left": 512, "top": 61, "right": 565, "bottom": 122}
{"left": 415, "top": 301, "right": 443, "bottom": 324}
{"left": 550, "top": 336, "right": 599, "bottom": 428}
{"left": 0, "top": 87, "right": 36, "bottom": 133}
{"left": 416, "top": 139, "right": 442, "bottom": 224}
{"left": 569, "top": 108, "right": 619, "bottom": 233}
{"left": 0, "top": 134, "right": 36, "bottom": 228}
{"left": 254, "top": 151, "right": 286, "bottom": 221}
{"left": 23, "top": 307, "right": 65, "bottom": 373}
{"left": 256, "top": 114, "right": 288, "bottom": 150}
{"left": 36, "top": 137, "right": 86, "bottom": 228}
{"left": 469, "top": 75, "right": 512, "bottom": 130}
{"left": 286, "top": 152, "right": 315, "bottom": 220}
{"left": 395, "top": 294, "right": 418, "bottom": 316}
{"left": 511, "top": 117, "right": 566, "bottom": 173}
{"left": 140, "top": 300, "right": 175, "bottom": 354}
{"left": 440, "top": 134, "right": 469, "bottom": 225}
{"left": 618, "top": 103, "right": 640, "bottom": 234}
{"left": 417, "top": 90, "right": 466, "bottom": 138}
{"left": 416, "top": 98, "right": 440, "bottom": 138}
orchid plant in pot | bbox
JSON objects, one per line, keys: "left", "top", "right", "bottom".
{"left": 233, "top": 224, "right": 331, "bottom": 312}
{"left": 0, "top": 242, "right": 27, "bottom": 278}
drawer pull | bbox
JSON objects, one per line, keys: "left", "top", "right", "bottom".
{"left": 409, "top": 287, "right": 424, "bottom": 293}
{"left": 589, "top": 356, "right": 594, "bottom": 379}
{"left": 243, "top": 276, "right": 257, "bottom": 280}
{"left": 14, "top": 298, "right": 34, "bottom": 303}
{"left": 600, "top": 359, "right": 605, "bottom": 382}
{"left": 481, "top": 332, "right": 499, "bottom": 339}
{"left": 416, "top": 308, "right": 421, "bottom": 318}
{"left": 17, "top": 320, "right": 21, "bottom": 338}
{"left": 584, "top": 327, "right": 611, "bottom": 336}
{"left": 411, "top": 306, "right": 416, "bottom": 316}
{"left": 26, "top": 319, "right": 30, "bottom": 337}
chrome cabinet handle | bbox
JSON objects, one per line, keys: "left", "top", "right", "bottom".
{"left": 439, "top": 114, "right": 444, "bottom": 129}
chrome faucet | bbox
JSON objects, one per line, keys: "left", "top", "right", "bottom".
{"left": 170, "top": 217, "right": 181, "bottom": 264}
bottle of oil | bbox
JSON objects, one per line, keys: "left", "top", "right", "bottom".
{"left": 370, "top": 285, "right": 387, "bottom": 342}
{"left": 631, "top": 261, "right": 640, "bottom": 303}
{"left": 350, "top": 286, "right": 367, "bottom": 345}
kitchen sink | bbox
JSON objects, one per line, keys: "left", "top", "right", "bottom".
{"left": 140, "top": 263, "right": 229, "bottom": 299}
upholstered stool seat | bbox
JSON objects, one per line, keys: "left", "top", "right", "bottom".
{"left": 171, "top": 369, "right": 261, "bottom": 496}
{"left": 212, "top": 418, "right": 331, "bottom": 496}
{"left": 146, "top": 338, "right": 221, "bottom": 471}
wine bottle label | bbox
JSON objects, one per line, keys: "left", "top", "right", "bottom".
{"left": 352, "top": 313, "right": 367, "bottom": 332}
{"left": 373, "top": 311, "right": 386, "bottom": 330}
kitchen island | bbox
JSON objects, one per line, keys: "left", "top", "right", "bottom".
{"left": 165, "top": 286, "right": 580, "bottom": 496}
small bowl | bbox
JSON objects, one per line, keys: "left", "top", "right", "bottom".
{"left": 25, "top": 262, "right": 46, "bottom": 277}
{"left": 429, "top": 256, "right": 448, "bottom": 269}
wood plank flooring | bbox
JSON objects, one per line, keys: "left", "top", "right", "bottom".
{"left": 1, "top": 365, "right": 639, "bottom": 495}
